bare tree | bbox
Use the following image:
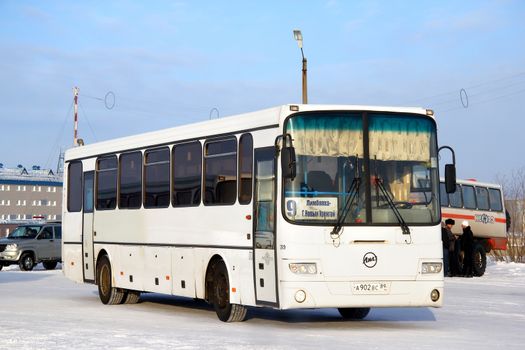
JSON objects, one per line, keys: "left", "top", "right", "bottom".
{"left": 494, "top": 169, "right": 525, "bottom": 263}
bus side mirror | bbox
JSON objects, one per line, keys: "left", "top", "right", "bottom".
{"left": 444, "top": 164, "right": 456, "bottom": 193}
{"left": 281, "top": 146, "right": 296, "bottom": 180}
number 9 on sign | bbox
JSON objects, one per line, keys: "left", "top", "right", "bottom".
{"left": 286, "top": 200, "right": 297, "bottom": 217}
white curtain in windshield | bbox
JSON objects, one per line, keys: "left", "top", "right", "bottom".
{"left": 287, "top": 116, "right": 363, "bottom": 157}
{"left": 369, "top": 117, "right": 430, "bottom": 161}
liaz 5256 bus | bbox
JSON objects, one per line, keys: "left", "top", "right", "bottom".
{"left": 62, "top": 104, "right": 455, "bottom": 322}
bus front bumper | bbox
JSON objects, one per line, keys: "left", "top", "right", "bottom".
{"left": 279, "top": 280, "right": 444, "bottom": 309}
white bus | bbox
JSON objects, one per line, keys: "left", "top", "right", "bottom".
{"left": 62, "top": 104, "right": 453, "bottom": 322}
{"left": 440, "top": 178, "right": 508, "bottom": 276}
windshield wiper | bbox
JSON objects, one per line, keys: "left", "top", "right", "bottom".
{"left": 374, "top": 177, "right": 411, "bottom": 235}
{"left": 331, "top": 158, "right": 362, "bottom": 238}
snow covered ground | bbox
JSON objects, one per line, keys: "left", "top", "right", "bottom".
{"left": 0, "top": 261, "right": 524, "bottom": 349}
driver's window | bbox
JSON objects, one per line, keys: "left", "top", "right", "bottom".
{"left": 39, "top": 227, "right": 53, "bottom": 240}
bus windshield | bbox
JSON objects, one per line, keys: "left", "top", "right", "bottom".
{"left": 283, "top": 112, "right": 439, "bottom": 226}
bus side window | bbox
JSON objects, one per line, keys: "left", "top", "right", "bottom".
{"left": 449, "top": 184, "right": 462, "bottom": 208}
{"left": 462, "top": 185, "right": 476, "bottom": 209}
{"left": 96, "top": 155, "right": 118, "bottom": 210}
{"left": 119, "top": 151, "right": 143, "bottom": 209}
{"left": 238, "top": 133, "right": 253, "bottom": 205}
{"left": 67, "top": 161, "right": 83, "bottom": 212}
{"left": 204, "top": 138, "right": 237, "bottom": 205}
{"left": 475, "top": 187, "right": 490, "bottom": 210}
{"left": 144, "top": 147, "right": 170, "bottom": 208}
{"left": 172, "top": 141, "right": 202, "bottom": 207}
{"left": 488, "top": 188, "right": 503, "bottom": 211}
{"left": 439, "top": 182, "right": 449, "bottom": 206}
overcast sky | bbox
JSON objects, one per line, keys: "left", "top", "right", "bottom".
{"left": 1, "top": 0, "right": 524, "bottom": 182}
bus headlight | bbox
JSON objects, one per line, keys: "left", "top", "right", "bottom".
{"left": 289, "top": 263, "right": 317, "bottom": 274}
{"left": 422, "top": 262, "right": 442, "bottom": 274}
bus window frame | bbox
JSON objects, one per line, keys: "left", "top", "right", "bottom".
{"left": 238, "top": 133, "right": 253, "bottom": 205}
{"left": 67, "top": 161, "right": 83, "bottom": 213}
{"left": 143, "top": 146, "right": 171, "bottom": 209}
{"left": 474, "top": 186, "right": 490, "bottom": 211}
{"left": 461, "top": 184, "right": 477, "bottom": 210}
{"left": 118, "top": 150, "right": 143, "bottom": 210}
{"left": 203, "top": 137, "right": 238, "bottom": 206}
{"left": 488, "top": 187, "right": 504, "bottom": 212}
{"left": 448, "top": 184, "right": 463, "bottom": 209}
{"left": 172, "top": 140, "right": 202, "bottom": 208}
{"left": 96, "top": 155, "right": 118, "bottom": 211}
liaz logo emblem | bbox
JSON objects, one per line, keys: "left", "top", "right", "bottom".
{"left": 363, "top": 252, "right": 377, "bottom": 268}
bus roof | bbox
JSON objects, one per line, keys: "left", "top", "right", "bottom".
{"left": 440, "top": 177, "right": 502, "bottom": 189}
{"left": 65, "top": 104, "right": 431, "bottom": 162}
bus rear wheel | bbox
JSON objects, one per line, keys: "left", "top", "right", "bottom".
{"left": 96, "top": 255, "right": 125, "bottom": 305}
{"left": 122, "top": 290, "right": 141, "bottom": 304}
{"left": 338, "top": 307, "right": 370, "bottom": 320}
{"left": 472, "top": 242, "right": 486, "bottom": 277}
{"left": 208, "top": 260, "right": 247, "bottom": 322}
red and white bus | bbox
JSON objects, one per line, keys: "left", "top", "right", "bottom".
{"left": 440, "top": 178, "right": 508, "bottom": 276}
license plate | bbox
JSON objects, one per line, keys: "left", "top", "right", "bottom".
{"left": 352, "top": 281, "right": 391, "bottom": 295}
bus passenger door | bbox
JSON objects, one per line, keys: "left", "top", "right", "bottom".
{"left": 253, "top": 147, "right": 278, "bottom": 306}
{"left": 82, "top": 171, "right": 95, "bottom": 282}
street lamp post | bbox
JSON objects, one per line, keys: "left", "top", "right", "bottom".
{"left": 293, "top": 29, "right": 308, "bottom": 104}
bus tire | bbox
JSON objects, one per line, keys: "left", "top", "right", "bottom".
{"left": 43, "top": 261, "right": 58, "bottom": 270}
{"left": 472, "top": 242, "right": 486, "bottom": 277}
{"left": 96, "top": 255, "right": 125, "bottom": 305}
{"left": 19, "top": 253, "right": 35, "bottom": 271}
{"left": 209, "top": 260, "right": 247, "bottom": 322}
{"left": 338, "top": 307, "right": 370, "bottom": 320}
{"left": 122, "top": 290, "right": 141, "bottom": 304}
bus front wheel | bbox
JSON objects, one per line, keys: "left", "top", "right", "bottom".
{"left": 208, "top": 260, "right": 247, "bottom": 322}
{"left": 96, "top": 255, "right": 125, "bottom": 305}
{"left": 472, "top": 242, "right": 487, "bottom": 277}
{"left": 338, "top": 307, "right": 370, "bottom": 320}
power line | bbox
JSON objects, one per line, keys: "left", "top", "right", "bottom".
{"left": 438, "top": 87, "right": 525, "bottom": 113}
{"left": 407, "top": 71, "right": 525, "bottom": 105}
{"left": 44, "top": 100, "right": 74, "bottom": 169}
{"left": 78, "top": 102, "right": 99, "bottom": 142}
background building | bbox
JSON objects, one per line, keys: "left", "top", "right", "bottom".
{"left": 0, "top": 164, "right": 62, "bottom": 237}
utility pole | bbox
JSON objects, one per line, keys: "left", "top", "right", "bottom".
{"left": 302, "top": 53, "right": 308, "bottom": 104}
{"left": 73, "top": 87, "right": 79, "bottom": 146}
{"left": 293, "top": 30, "right": 308, "bottom": 104}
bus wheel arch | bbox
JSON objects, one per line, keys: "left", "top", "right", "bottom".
{"left": 205, "top": 254, "right": 226, "bottom": 302}
{"left": 96, "top": 249, "right": 110, "bottom": 277}
{"left": 96, "top": 253, "right": 125, "bottom": 305}
{"left": 205, "top": 254, "right": 247, "bottom": 322}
